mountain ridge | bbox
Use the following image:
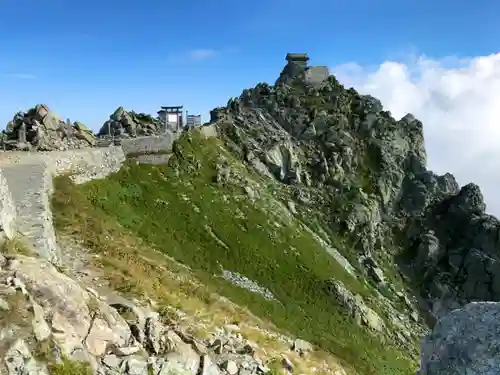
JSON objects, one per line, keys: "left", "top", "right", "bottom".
{"left": 0, "top": 53, "right": 497, "bottom": 375}
{"left": 209, "top": 54, "right": 499, "bottom": 324}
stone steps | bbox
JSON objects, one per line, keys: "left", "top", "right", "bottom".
{"left": 1, "top": 162, "right": 58, "bottom": 262}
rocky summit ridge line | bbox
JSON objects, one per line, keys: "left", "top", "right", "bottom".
{"left": 0, "top": 53, "right": 499, "bottom": 375}
{"left": 211, "top": 53, "right": 499, "bottom": 323}
{"left": 209, "top": 53, "right": 500, "bottom": 373}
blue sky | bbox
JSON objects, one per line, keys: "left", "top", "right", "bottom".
{"left": 0, "top": 0, "right": 499, "bottom": 131}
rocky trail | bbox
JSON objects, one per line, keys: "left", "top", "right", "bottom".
{"left": 1, "top": 250, "right": 294, "bottom": 375}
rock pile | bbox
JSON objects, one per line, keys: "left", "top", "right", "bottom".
{"left": 3, "top": 104, "right": 96, "bottom": 151}
{"left": 98, "top": 107, "right": 164, "bottom": 138}
{"left": 0, "top": 252, "right": 321, "bottom": 375}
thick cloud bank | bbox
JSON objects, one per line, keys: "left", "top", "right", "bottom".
{"left": 332, "top": 53, "right": 500, "bottom": 216}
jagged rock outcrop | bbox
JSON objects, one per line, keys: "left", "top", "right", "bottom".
{"left": 324, "top": 279, "right": 385, "bottom": 333}
{"left": 418, "top": 302, "right": 500, "bottom": 374}
{"left": 401, "top": 179, "right": 500, "bottom": 321}
{"left": 98, "top": 107, "right": 164, "bottom": 138}
{"left": 3, "top": 104, "right": 96, "bottom": 151}
{"left": 210, "top": 53, "right": 500, "bottom": 322}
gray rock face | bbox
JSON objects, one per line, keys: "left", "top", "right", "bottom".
{"left": 3, "top": 104, "right": 96, "bottom": 151}
{"left": 324, "top": 279, "right": 385, "bottom": 333}
{"left": 5, "top": 339, "right": 49, "bottom": 375}
{"left": 419, "top": 302, "right": 500, "bottom": 375}
{"left": 210, "top": 53, "right": 500, "bottom": 321}
{"left": 406, "top": 180, "right": 500, "bottom": 317}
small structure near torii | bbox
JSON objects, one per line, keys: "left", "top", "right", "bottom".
{"left": 186, "top": 114, "right": 202, "bottom": 128}
{"left": 158, "top": 106, "right": 183, "bottom": 133}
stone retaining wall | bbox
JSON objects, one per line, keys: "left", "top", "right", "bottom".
{"left": 0, "top": 169, "right": 16, "bottom": 239}
{"left": 304, "top": 66, "right": 330, "bottom": 87}
{"left": 120, "top": 132, "right": 180, "bottom": 156}
{"left": 0, "top": 126, "right": 218, "bottom": 260}
{"left": 44, "top": 146, "right": 126, "bottom": 184}
{"left": 0, "top": 146, "right": 126, "bottom": 260}
{"left": 0, "top": 146, "right": 126, "bottom": 184}
{"left": 135, "top": 154, "right": 172, "bottom": 165}
{"left": 123, "top": 126, "right": 216, "bottom": 165}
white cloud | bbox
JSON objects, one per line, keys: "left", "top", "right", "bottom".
{"left": 187, "top": 48, "right": 217, "bottom": 61}
{"left": 331, "top": 53, "right": 500, "bottom": 215}
{"left": 3, "top": 73, "right": 37, "bottom": 79}
{"left": 167, "top": 48, "right": 218, "bottom": 64}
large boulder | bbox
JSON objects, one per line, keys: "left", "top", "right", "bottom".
{"left": 418, "top": 302, "right": 500, "bottom": 375}
{"left": 324, "top": 279, "right": 385, "bottom": 333}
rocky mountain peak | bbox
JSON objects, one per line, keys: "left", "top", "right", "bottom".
{"left": 2, "top": 52, "right": 500, "bottom": 375}
{"left": 212, "top": 54, "right": 428, "bottom": 212}
{"left": 210, "top": 53, "right": 498, "bottom": 325}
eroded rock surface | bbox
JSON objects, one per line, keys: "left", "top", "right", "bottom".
{"left": 325, "top": 279, "right": 385, "bottom": 333}
{"left": 419, "top": 302, "right": 500, "bottom": 375}
{"left": 210, "top": 53, "right": 500, "bottom": 323}
{"left": 0, "top": 252, "right": 326, "bottom": 375}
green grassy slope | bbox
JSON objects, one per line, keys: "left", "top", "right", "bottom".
{"left": 52, "top": 131, "right": 416, "bottom": 375}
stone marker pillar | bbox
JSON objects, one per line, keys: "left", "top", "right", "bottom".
{"left": 18, "top": 123, "right": 27, "bottom": 143}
